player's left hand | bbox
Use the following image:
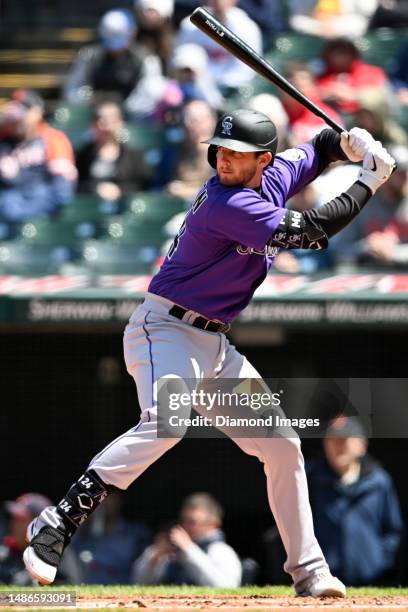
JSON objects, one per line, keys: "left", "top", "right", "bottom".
{"left": 169, "top": 525, "right": 194, "bottom": 551}
{"left": 340, "top": 127, "right": 376, "bottom": 163}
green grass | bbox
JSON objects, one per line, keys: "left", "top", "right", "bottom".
{"left": 1, "top": 586, "right": 407, "bottom": 612}
{"left": 1, "top": 585, "right": 408, "bottom": 596}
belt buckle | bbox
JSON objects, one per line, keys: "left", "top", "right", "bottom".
{"left": 218, "top": 323, "right": 231, "bottom": 333}
{"left": 211, "top": 319, "right": 230, "bottom": 333}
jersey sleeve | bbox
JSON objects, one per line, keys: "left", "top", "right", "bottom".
{"left": 207, "top": 185, "right": 286, "bottom": 251}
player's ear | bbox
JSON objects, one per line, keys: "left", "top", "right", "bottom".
{"left": 258, "top": 151, "right": 272, "bottom": 168}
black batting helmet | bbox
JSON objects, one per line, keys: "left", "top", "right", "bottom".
{"left": 202, "top": 109, "right": 278, "bottom": 169}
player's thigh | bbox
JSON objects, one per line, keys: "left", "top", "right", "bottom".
{"left": 216, "top": 337, "right": 262, "bottom": 378}
{"left": 123, "top": 306, "right": 207, "bottom": 413}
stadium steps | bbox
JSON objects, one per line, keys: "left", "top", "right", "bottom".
{"left": 0, "top": 50, "right": 77, "bottom": 75}
{"left": 0, "top": 28, "right": 94, "bottom": 99}
{"left": 0, "top": 0, "right": 133, "bottom": 28}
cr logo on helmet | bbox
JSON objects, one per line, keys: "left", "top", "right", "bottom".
{"left": 221, "top": 116, "right": 233, "bottom": 136}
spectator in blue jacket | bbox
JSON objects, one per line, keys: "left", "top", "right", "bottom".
{"left": 388, "top": 40, "right": 408, "bottom": 106}
{"left": 307, "top": 417, "right": 403, "bottom": 586}
{"left": 0, "top": 90, "right": 77, "bottom": 222}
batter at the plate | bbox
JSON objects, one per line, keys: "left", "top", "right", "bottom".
{"left": 24, "top": 109, "right": 395, "bottom": 596}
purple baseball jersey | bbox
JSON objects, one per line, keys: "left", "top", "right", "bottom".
{"left": 149, "top": 144, "right": 320, "bottom": 323}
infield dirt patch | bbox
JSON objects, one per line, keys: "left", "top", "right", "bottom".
{"left": 70, "top": 594, "right": 408, "bottom": 610}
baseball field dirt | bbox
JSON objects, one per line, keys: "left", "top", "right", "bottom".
{"left": 1, "top": 586, "right": 408, "bottom": 611}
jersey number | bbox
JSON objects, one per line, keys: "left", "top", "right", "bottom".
{"left": 167, "top": 187, "right": 208, "bottom": 259}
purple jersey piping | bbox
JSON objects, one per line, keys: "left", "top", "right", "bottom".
{"left": 142, "top": 310, "right": 154, "bottom": 420}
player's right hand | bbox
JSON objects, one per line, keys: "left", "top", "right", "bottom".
{"left": 358, "top": 142, "right": 396, "bottom": 195}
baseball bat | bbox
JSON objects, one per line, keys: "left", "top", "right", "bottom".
{"left": 190, "top": 7, "right": 344, "bottom": 133}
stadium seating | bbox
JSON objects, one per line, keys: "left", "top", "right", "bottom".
{"left": 263, "top": 29, "right": 408, "bottom": 75}
{"left": 51, "top": 103, "right": 93, "bottom": 148}
{"left": 357, "top": 29, "right": 408, "bottom": 70}
{"left": 123, "top": 123, "right": 166, "bottom": 168}
{"left": 103, "top": 214, "right": 165, "bottom": 245}
{"left": 50, "top": 113, "right": 173, "bottom": 168}
{"left": 126, "top": 192, "right": 187, "bottom": 224}
{"left": 0, "top": 241, "right": 70, "bottom": 275}
{"left": 266, "top": 34, "right": 325, "bottom": 73}
{"left": 60, "top": 194, "right": 121, "bottom": 223}
{"left": 20, "top": 218, "right": 98, "bottom": 246}
{"left": 80, "top": 213, "right": 167, "bottom": 275}
{"left": 0, "top": 221, "right": 19, "bottom": 241}
{"left": 81, "top": 240, "right": 157, "bottom": 275}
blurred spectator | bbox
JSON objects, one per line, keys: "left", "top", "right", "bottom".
{"left": 238, "top": 0, "right": 288, "bottom": 47}
{"left": 63, "top": 9, "right": 162, "bottom": 106}
{"left": 176, "top": 0, "right": 262, "bottom": 90}
{"left": 173, "top": 0, "right": 201, "bottom": 24}
{"left": 0, "top": 493, "right": 81, "bottom": 585}
{"left": 287, "top": 0, "right": 378, "bottom": 38}
{"left": 280, "top": 62, "right": 342, "bottom": 145}
{"left": 134, "top": 0, "right": 175, "bottom": 74}
{"left": 75, "top": 101, "right": 151, "bottom": 202}
{"left": 170, "top": 44, "right": 225, "bottom": 110}
{"left": 0, "top": 89, "right": 77, "bottom": 222}
{"left": 133, "top": 492, "right": 242, "bottom": 586}
{"left": 307, "top": 417, "right": 403, "bottom": 585}
{"left": 71, "top": 492, "right": 151, "bottom": 584}
{"left": 316, "top": 37, "right": 389, "bottom": 116}
{"left": 126, "top": 43, "right": 224, "bottom": 121}
{"left": 389, "top": 40, "right": 408, "bottom": 106}
{"left": 330, "top": 145, "right": 408, "bottom": 267}
{"left": 165, "top": 100, "right": 217, "bottom": 200}
{"left": 369, "top": 0, "right": 408, "bottom": 28}
{"left": 247, "top": 94, "right": 290, "bottom": 151}
{"left": 353, "top": 91, "right": 407, "bottom": 147}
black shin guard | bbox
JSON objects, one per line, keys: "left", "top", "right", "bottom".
{"left": 56, "top": 469, "right": 118, "bottom": 534}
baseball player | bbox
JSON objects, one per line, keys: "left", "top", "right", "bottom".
{"left": 23, "top": 109, "right": 395, "bottom": 596}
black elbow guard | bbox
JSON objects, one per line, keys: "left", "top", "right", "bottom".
{"left": 269, "top": 209, "right": 329, "bottom": 251}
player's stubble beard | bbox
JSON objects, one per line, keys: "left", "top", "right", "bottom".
{"left": 217, "top": 165, "right": 260, "bottom": 188}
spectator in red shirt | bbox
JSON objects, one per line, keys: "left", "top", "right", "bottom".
{"left": 317, "top": 38, "right": 389, "bottom": 116}
{"left": 280, "top": 62, "right": 342, "bottom": 145}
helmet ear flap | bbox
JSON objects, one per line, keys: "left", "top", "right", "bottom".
{"left": 208, "top": 144, "right": 217, "bottom": 169}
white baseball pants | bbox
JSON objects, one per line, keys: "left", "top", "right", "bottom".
{"left": 89, "top": 292, "right": 328, "bottom": 585}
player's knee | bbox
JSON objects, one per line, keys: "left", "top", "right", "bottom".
{"left": 258, "top": 434, "right": 302, "bottom": 463}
